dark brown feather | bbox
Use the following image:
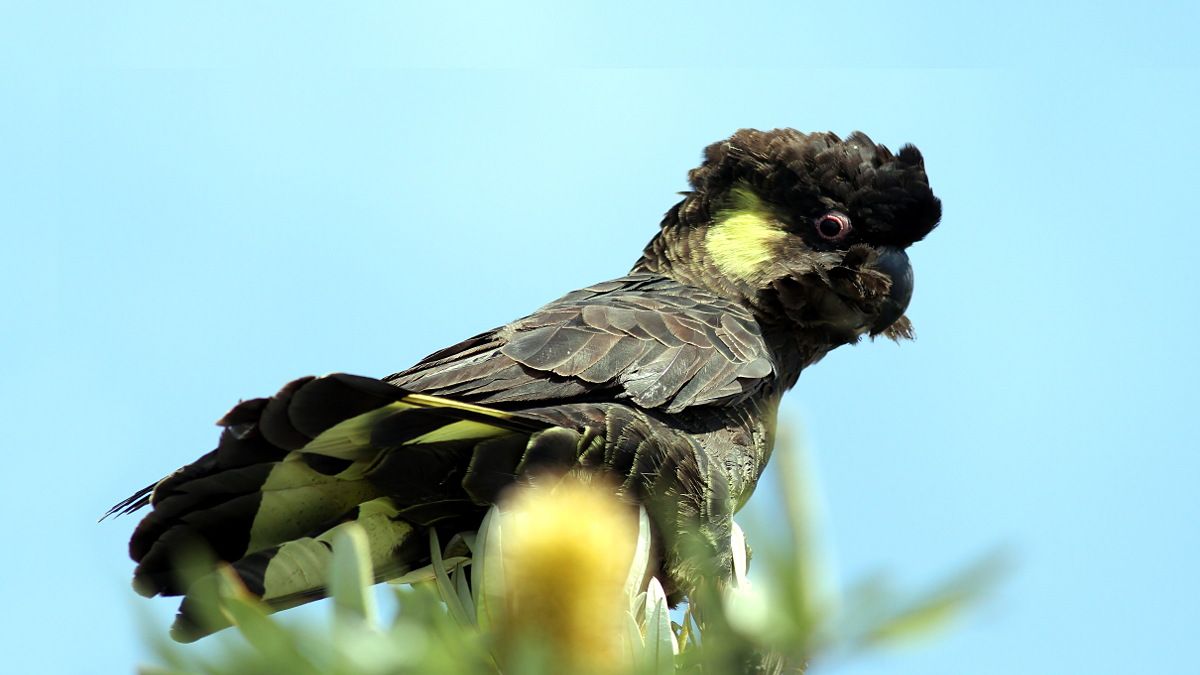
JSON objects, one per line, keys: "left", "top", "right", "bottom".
{"left": 388, "top": 274, "right": 775, "bottom": 413}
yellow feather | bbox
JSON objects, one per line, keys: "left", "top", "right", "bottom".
{"left": 247, "top": 461, "right": 380, "bottom": 552}
{"left": 401, "top": 392, "right": 515, "bottom": 420}
{"left": 301, "top": 402, "right": 414, "bottom": 460}
{"left": 300, "top": 393, "right": 514, "bottom": 459}
{"left": 406, "top": 419, "right": 513, "bottom": 444}
{"left": 704, "top": 185, "right": 786, "bottom": 282}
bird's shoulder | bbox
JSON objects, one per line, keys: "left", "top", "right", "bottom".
{"left": 387, "top": 274, "right": 775, "bottom": 413}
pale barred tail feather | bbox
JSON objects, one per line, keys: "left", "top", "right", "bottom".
{"left": 170, "top": 496, "right": 421, "bottom": 641}
{"left": 112, "top": 373, "right": 560, "bottom": 639}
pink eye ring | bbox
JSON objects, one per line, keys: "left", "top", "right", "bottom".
{"left": 814, "top": 211, "right": 852, "bottom": 241}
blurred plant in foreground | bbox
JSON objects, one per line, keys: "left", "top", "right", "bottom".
{"left": 140, "top": 437, "right": 1004, "bottom": 675}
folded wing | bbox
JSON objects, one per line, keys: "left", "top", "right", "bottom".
{"left": 390, "top": 274, "right": 775, "bottom": 413}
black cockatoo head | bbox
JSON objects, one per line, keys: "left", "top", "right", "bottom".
{"left": 635, "top": 128, "right": 942, "bottom": 345}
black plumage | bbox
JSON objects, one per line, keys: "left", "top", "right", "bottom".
{"left": 110, "top": 128, "right": 942, "bottom": 640}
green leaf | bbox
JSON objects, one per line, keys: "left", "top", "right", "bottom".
{"left": 773, "top": 430, "right": 837, "bottom": 648}
{"left": 676, "top": 604, "right": 697, "bottom": 652}
{"left": 624, "top": 506, "right": 652, "bottom": 606}
{"left": 624, "top": 610, "right": 646, "bottom": 672}
{"left": 429, "top": 528, "right": 472, "bottom": 627}
{"left": 215, "top": 569, "right": 322, "bottom": 675}
{"left": 454, "top": 559, "right": 476, "bottom": 619}
{"left": 863, "top": 551, "right": 1008, "bottom": 646}
{"left": 474, "top": 505, "right": 507, "bottom": 632}
{"left": 329, "top": 523, "right": 377, "bottom": 626}
{"left": 643, "top": 576, "right": 678, "bottom": 670}
{"left": 730, "top": 520, "right": 749, "bottom": 589}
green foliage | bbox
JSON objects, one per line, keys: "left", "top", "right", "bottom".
{"left": 139, "top": 439, "right": 1004, "bottom": 674}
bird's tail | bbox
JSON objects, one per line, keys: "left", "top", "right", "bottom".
{"left": 168, "top": 495, "right": 423, "bottom": 641}
{"left": 110, "top": 373, "right": 559, "bottom": 640}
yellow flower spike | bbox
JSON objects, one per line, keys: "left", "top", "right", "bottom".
{"left": 495, "top": 473, "right": 638, "bottom": 674}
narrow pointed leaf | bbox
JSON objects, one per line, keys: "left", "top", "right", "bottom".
{"left": 644, "top": 576, "right": 678, "bottom": 667}
{"left": 624, "top": 506, "right": 653, "bottom": 605}
{"left": 864, "top": 552, "right": 1008, "bottom": 646}
{"left": 730, "top": 520, "right": 749, "bottom": 588}
{"left": 474, "top": 505, "right": 507, "bottom": 631}
{"left": 329, "top": 523, "right": 377, "bottom": 625}
{"left": 429, "top": 529, "right": 472, "bottom": 627}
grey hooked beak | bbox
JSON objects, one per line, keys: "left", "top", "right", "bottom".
{"left": 870, "top": 247, "right": 913, "bottom": 334}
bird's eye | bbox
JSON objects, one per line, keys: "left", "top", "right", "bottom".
{"left": 814, "top": 211, "right": 852, "bottom": 242}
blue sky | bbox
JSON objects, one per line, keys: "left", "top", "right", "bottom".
{"left": 2, "top": 3, "right": 1198, "bottom": 673}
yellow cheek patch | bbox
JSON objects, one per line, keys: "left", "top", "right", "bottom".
{"left": 705, "top": 186, "right": 786, "bottom": 282}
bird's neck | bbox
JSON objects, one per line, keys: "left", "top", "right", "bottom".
{"left": 632, "top": 198, "right": 759, "bottom": 305}
{"left": 636, "top": 251, "right": 833, "bottom": 396}
{"left": 635, "top": 197, "right": 854, "bottom": 390}
{"left": 764, "top": 324, "right": 833, "bottom": 392}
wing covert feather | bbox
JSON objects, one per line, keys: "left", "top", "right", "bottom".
{"left": 388, "top": 275, "right": 774, "bottom": 411}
